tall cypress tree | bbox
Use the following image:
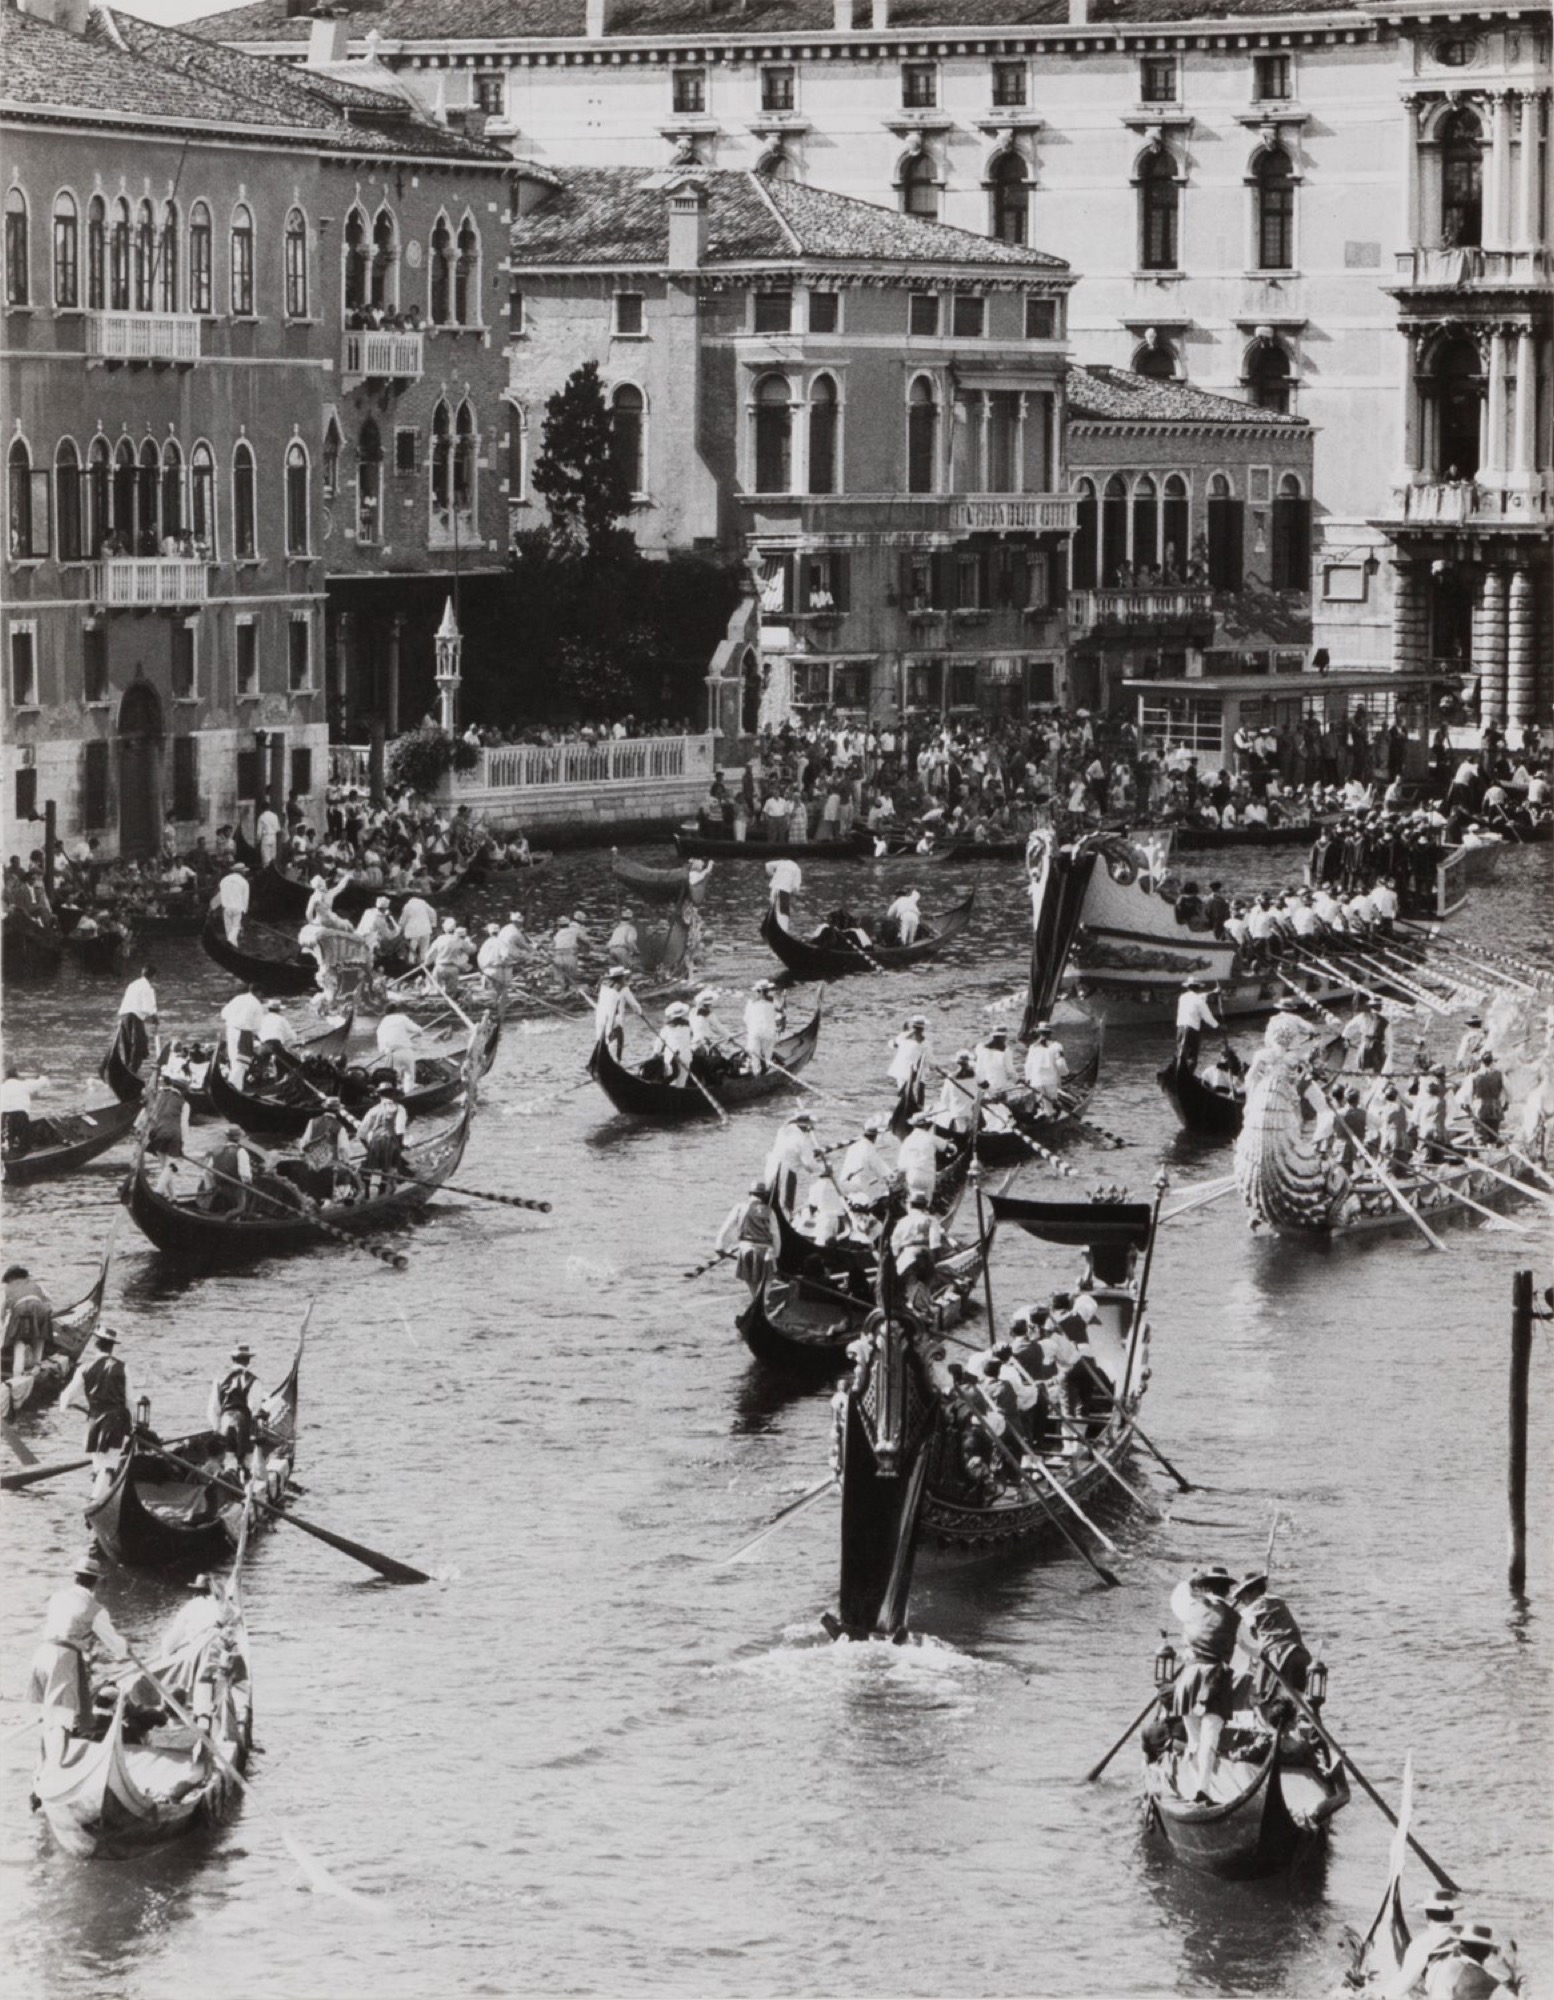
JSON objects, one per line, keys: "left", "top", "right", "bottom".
{"left": 530, "top": 360, "right": 633, "bottom": 559}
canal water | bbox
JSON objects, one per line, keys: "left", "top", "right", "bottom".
{"left": 2, "top": 839, "right": 1550, "bottom": 1999}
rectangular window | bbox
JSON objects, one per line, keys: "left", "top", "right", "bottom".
{"left": 235, "top": 617, "right": 258, "bottom": 697}
{"left": 235, "top": 747, "right": 261, "bottom": 800}
{"left": 395, "top": 427, "right": 419, "bottom": 474}
{"left": 511, "top": 290, "right": 525, "bottom": 336}
{"left": 172, "top": 620, "right": 197, "bottom": 699}
{"left": 54, "top": 205, "right": 79, "bottom": 309}
{"left": 9, "top": 625, "right": 37, "bottom": 705}
{"left": 1024, "top": 297, "right": 1057, "bottom": 339}
{"left": 761, "top": 65, "right": 795, "bottom": 112}
{"left": 231, "top": 220, "right": 254, "bottom": 316}
{"left": 473, "top": 70, "right": 504, "bottom": 113}
{"left": 288, "top": 615, "right": 311, "bottom": 692}
{"left": 614, "top": 291, "right": 645, "bottom": 336}
{"left": 908, "top": 292, "right": 940, "bottom": 337}
{"left": 948, "top": 661, "right": 978, "bottom": 708}
{"left": 753, "top": 290, "right": 793, "bottom": 334}
{"left": 1254, "top": 53, "right": 1291, "bottom": 101}
{"left": 290, "top": 746, "right": 313, "bottom": 797}
{"left": 808, "top": 291, "right": 839, "bottom": 334}
{"left": 901, "top": 62, "right": 936, "bottom": 109}
{"left": 190, "top": 215, "right": 212, "bottom": 315}
{"left": 991, "top": 60, "right": 1026, "bottom": 107}
{"left": 15, "top": 763, "right": 37, "bottom": 822}
{"left": 951, "top": 293, "right": 985, "bottom": 337}
{"left": 1140, "top": 56, "right": 1178, "bottom": 103}
{"left": 802, "top": 550, "right": 848, "bottom": 613}
{"left": 1026, "top": 551, "right": 1050, "bottom": 608}
{"left": 83, "top": 738, "right": 109, "bottom": 828}
{"left": 899, "top": 551, "right": 934, "bottom": 608}
{"left": 83, "top": 624, "right": 108, "bottom": 702}
{"left": 907, "top": 657, "right": 943, "bottom": 708}
{"left": 956, "top": 551, "right": 982, "bottom": 609}
{"left": 672, "top": 68, "right": 705, "bottom": 114}
{"left": 172, "top": 734, "right": 199, "bottom": 819}
{"left": 9, "top": 465, "right": 50, "bottom": 560}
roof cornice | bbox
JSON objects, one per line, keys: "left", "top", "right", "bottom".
{"left": 0, "top": 99, "right": 515, "bottom": 168}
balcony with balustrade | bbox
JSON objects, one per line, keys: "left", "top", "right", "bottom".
{"left": 86, "top": 313, "right": 202, "bottom": 364}
{"left": 738, "top": 492, "right": 1077, "bottom": 539}
{"left": 1392, "top": 245, "right": 1553, "bottom": 296}
{"left": 341, "top": 328, "right": 425, "bottom": 384}
{"left": 92, "top": 558, "right": 211, "bottom": 608}
{"left": 1069, "top": 586, "right": 1215, "bottom": 640}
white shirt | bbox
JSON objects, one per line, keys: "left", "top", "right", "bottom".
{"left": 888, "top": 1031, "right": 931, "bottom": 1088}
{"left": 38, "top": 1581, "right": 127, "bottom": 1657}
{"left": 973, "top": 1042, "right": 1017, "bottom": 1092}
{"left": 118, "top": 976, "right": 158, "bottom": 1019}
{"left": 764, "top": 1122, "right": 820, "bottom": 1184}
{"left": 257, "top": 809, "right": 281, "bottom": 840}
{"left": 744, "top": 996, "right": 779, "bottom": 1044}
{"left": 1024, "top": 1040, "right": 1069, "bottom": 1093}
{"left": 766, "top": 859, "right": 803, "bottom": 898}
{"left": 1175, "top": 990, "right": 1220, "bottom": 1033}
{"left": 476, "top": 935, "right": 507, "bottom": 973}
{"left": 217, "top": 871, "right": 250, "bottom": 912}
{"left": 898, "top": 1127, "right": 940, "bottom": 1190}
{"left": 0, "top": 1076, "right": 32, "bottom": 1114}
{"left": 840, "top": 1134, "right": 892, "bottom": 1202}
{"left": 258, "top": 1010, "right": 297, "bottom": 1048}
{"left": 399, "top": 897, "right": 437, "bottom": 941}
{"left": 660, "top": 1018, "right": 694, "bottom": 1067}
{"left": 934, "top": 1072, "right": 977, "bottom": 1129}
{"left": 220, "top": 991, "right": 267, "bottom": 1039}
{"left": 376, "top": 1012, "right": 419, "bottom": 1055}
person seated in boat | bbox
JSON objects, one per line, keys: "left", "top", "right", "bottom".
{"left": 1025, "top": 1023, "right": 1072, "bottom": 1109}
{"left": 839, "top": 1118, "right": 894, "bottom": 1216}
{"left": 973, "top": 1027, "right": 1018, "bottom": 1097}
{"left": 1173, "top": 880, "right": 1204, "bottom": 927}
{"left": 63, "top": 1327, "right": 135, "bottom": 1487}
{"left": 884, "top": 888, "right": 923, "bottom": 947}
{"left": 1365, "top": 1084, "right": 1413, "bottom": 1171}
{"left": 0, "top": 1065, "right": 34, "bottom": 1159}
{"left": 648, "top": 1003, "right": 695, "bottom": 1086}
{"left": 1460, "top": 1050, "right": 1508, "bottom": 1140}
{"left": 744, "top": 980, "right": 781, "bottom": 1076}
{"left": 932, "top": 1052, "right": 979, "bottom": 1137}
{"left": 27, "top": 1550, "right": 129, "bottom": 1760}
{"left": 689, "top": 990, "right": 734, "bottom": 1076}
{"left": 282, "top": 1094, "right": 356, "bottom": 1204}
{"left": 356, "top": 1081, "right": 409, "bottom": 1196}
{"left": 209, "top": 1343, "right": 260, "bottom": 1469}
{"left": 161, "top": 1572, "right": 234, "bottom": 1666}
{"left": 2, "top": 1264, "right": 53, "bottom": 1380}
{"left": 1168, "top": 1566, "right": 1240, "bottom": 1803}
{"left": 1197, "top": 1050, "right": 1242, "bottom": 1098}
{"left": 763, "top": 1110, "right": 821, "bottom": 1213}
{"left": 1342, "top": 994, "right": 1386, "bottom": 1075}
{"left": 1228, "top": 1571, "right": 1310, "bottom": 1723}
{"left": 199, "top": 1125, "right": 258, "bottom": 1216}
{"left": 248, "top": 1002, "right": 301, "bottom": 1088}
{"left": 897, "top": 1114, "right": 943, "bottom": 1206}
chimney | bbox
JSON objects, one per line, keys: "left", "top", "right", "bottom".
{"left": 666, "top": 183, "right": 708, "bottom": 271}
{"left": 870, "top": 0, "right": 888, "bottom": 24}
{"left": 832, "top": 0, "right": 854, "bottom": 25}
{"left": 38, "top": 0, "right": 90, "bottom": 35}
{"left": 306, "top": 7, "right": 352, "bottom": 66}
{"left": 1067, "top": 0, "right": 1088, "bottom": 21}
{"left": 585, "top": 0, "right": 610, "bottom": 36}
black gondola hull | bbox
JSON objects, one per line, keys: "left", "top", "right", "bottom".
{"left": 1158, "top": 1057, "right": 1244, "bottom": 1139}
{"left": 760, "top": 895, "right": 975, "bottom": 980}
{"left": 1, "top": 1100, "right": 142, "bottom": 1184}
{"left": 200, "top": 913, "right": 318, "bottom": 996}
{"left": 592, "top": 1007, "right": 821, "bottom": 1119}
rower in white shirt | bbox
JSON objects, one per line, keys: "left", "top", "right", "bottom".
{"left": 592, "top": 967, "right": 641, "bottom": 1059}
{"left": 219, "top": 984, "right": 268, "bottom": 1087}
{"left": 1024, "top": 1023, "right": 1071, "bottom": 1108}
{"left": 839, "top": 1118, "right": 893, "bottom": 1208}
{"left": 973, "top": 1027, "right": 1018, "bottom": 1095}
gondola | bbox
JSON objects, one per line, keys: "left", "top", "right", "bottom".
{"left": 1142, "top": 1719, "right": 1349, "bottom": 1878}
{"left": 2, "top": 908, "right": 64, "bottom": 979}
{"left": 592, "top": 1003, "right": 822, "bottom": 1119}
{"left": 86, "top": 1334, "right": 303, "bottom": 1573}
{"left": 771, "top": 1122, "right": 977, "bottom": 1280}
{"left": 1171, "top": 819, "right": 1322, "bottom": 852}
{"left": 975, "top": 1042, "right": 1103, "bottom": 1167}
{"left": 924, "top": 836, "right": 1025, "bottom": 863}
{"left": 1157, "top": 1053, "right": 1245, "bottom": 1140}
{"left": 610, "top": 850, "right": 711, "bottom": 905}
{"left": 206, "top": 1011, "right": 493, "bottom": 1139}
{"left": 0, "top": 1098, "right": 141, "bottom": 1185}
{"left": 33, "top": 1567, "right": 254, "bottom": 1858}
{"left": 130, "top": 897, "right": 209, "bottom": 939}
{"left": 123, "top": 1100, "right": 472, "bottom": 1269}
{"left": 672, "top": 825, "right": 869, "bottom": 862}
{"left": 101, "top": 1007, "right": 353, "bottom": 1106}
{"left": 760, "top": 891, "right": 976, "bottom": 981}
{"left": 200, "top": 911, "right": 319, "bottom": 997}
{"left": 62, "top": 921, "right": 134, "bottom": 973}
{"left": 1, "top": 1243, "right": 112, "bottom": 1420}
{"left": 248, "top": 853, "right": 481, "bottom": 924}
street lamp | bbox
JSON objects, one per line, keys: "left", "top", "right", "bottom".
{"left": 433, "top": 596, "right": 463, "bottom": 735}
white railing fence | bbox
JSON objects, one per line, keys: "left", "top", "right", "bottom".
{"left": 462, "top": 733, "right": 714, "bottom": 792}
{"left": 87, "top": 312, "right": 202, "bottom": 363}
{"left": 93, "top": 557, "right": 210, "bottom": 606}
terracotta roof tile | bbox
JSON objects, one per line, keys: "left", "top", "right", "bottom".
{"left": 512, "top": 165, "right": 1069, "bottom": 270}
{"left": 1067, "top": 362, "right": 1308, "bottom": 427}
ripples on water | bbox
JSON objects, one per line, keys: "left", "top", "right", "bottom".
{"left": 1, "top": 844, "right": 1550, "bottom": 2000}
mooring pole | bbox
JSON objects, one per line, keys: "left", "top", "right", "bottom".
{"left": 1509, "top": 1268, "right": 1532, "bottom": 1596}
{"left": 42, "top": 800, "right": 56, "bottom": 898}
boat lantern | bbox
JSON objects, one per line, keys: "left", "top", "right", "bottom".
{"left": 1306, "top": 1658, "right": 1329, "bottom": 1707}
{"left": 135, "top": 1395, "right": 151, "bottom": 1429}
{"left": 1153, "top": 1637, "right": 1178, "bottom": 1688}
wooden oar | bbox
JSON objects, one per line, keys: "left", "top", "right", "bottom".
{"left": 2, "top": 1421, "right": 40, "bottom": 1467}
{"left": 952, "top": 1386, "right": 1122, "bottom": 1574}
{"left": 1054, "top": 1423, "right": 1163, "bottom": 1520}
{"left": 122, "top": 1645, "right": 382, "bottom": 1909}
{"left": 581, "top": 984, "right": 731, "bottom": 1126}
{"left": 152, "top": 1445, "right": 431, "bottom": 1584}
{"left": 1160, "top": 1176, "right": 1238, "bottom": 1223}
{"left": 683, "top": 1246, "right": 738, "bottom": 1281}
{"left": 1438, "top": 1142, "right": 1554, "bottom": 1210}
{"left": 404, "top": 1176, "right": 551, "bottom": 1214}
{"left": 1464, "top": 1113, "right": 1554, "bottom": 1195}
{"left": 1, "top": 1455, "right": 92, "bottom": 1491}
{"left": 177, "top": 1153, "right": 412, "bottom": 1272}
{"left": 1085, "top": 1668, "right": 1183, "bottom": 1783}
{"left": 1130, "top": 1419, "right": 1194, "bottom": 1493}
{"left": 715, "top": 1476, "right": 836, "bottom": 1565}
{"left": 1406, "top": 1158, "right": 1530, "bottom": 1233}
{"left": 1256, "top": 1648, "right": 1458, "bottom": 1892}
{"left": 1328, "top": 1103, "right": 1450, "bottom": 1253}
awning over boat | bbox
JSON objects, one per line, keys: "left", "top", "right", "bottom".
{"left": 988, "top": 1195, "right": 1154, "bottom": 1249}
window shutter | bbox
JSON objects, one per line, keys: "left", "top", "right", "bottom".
{"left": 834, "top": 551, "right": 850, "bottom": 613}
{"left": 931, "top": 549, "right": 953, "bottom": 608}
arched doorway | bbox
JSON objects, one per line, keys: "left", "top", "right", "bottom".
{"left": 117, "top": 680, "right": 164, "bottom": 858}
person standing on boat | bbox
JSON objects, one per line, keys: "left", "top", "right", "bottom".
{"left": 593, "top": 968, "right": 642, "bottom": 1061}
{"left": 220, "top": 982, "right": 267, "bottom": 1090}
{"left": 1174, "top": 981, "right": 1223, "bottom": 1075}
{"left": 657, "top": 1003, "right": 695, "bottom": 1086}
{"left": 840, "top": 1118, "right": 894, "bottom": 1212}
{"left": 1462, "top": 1050, "right": 1508, "bottom": 1139}
{"left": 27, "top": 1550, "right": 128, "bottom": 1759}
{"left": 1341, "top": 993, "right": 1385, "bottom": 1074}
{"left": 765, "top": 857, "right": 802, "bottom": 917}
{"left": 1168, "top": 1566, "right": 1239, "bottom": 1803}
{"left": 715, "top": 1182, "right": 775, "bottom": 1293}
{"left": 209, "top": 1344, "right": 259, "bottom": 1468}
{"left": 215, "top": 862, "right": 250, "bottom": 945}
{"left": 552, "top": 911, "right": 587, "bottom": 980}
{"left": 744, "top": 980, "right": 781, "bottom": 1074}
{"left": 889, "top": 1191, "right": 945, "bottom": 1284}
{"left": 63, "top": 1327, "right": 134, "bottom": 1478}
{"left": 0, "top": 1066, "right": 35, "bottom": 1159}
{"left": 355, "top": 896, "right": 402, "bottom": 962}
{"left": 932, "top": 1053, "right": 979, "bottom": 1136}
{"left": 138, "top": 1071, "right": 191, "bottom": 1193}
{"left": 898, "top": 1114, "right": 942, "bottom": 1204}
{"left": 116, "top": 964, "right": 160, "bottom": 1074}
{"left": 607, "top": 907, "right": 640, "bottom": 966}
{"left": 375, "top": 1008, "right": 423, "bottom": 1087}
{"left": 2, "top": 1264, "right": 53, "bottom": 1379}
{"left": 256, "top": 802, "right": 283, "bottom": 868}
{"left": 764, "top": 1111, "right": 821, "bottom": 1212}
{"left": 199, "top": 1125, "right": 256, "bottom": 1215}
{"left": 888, "top": 1016, "right": 933, "bottom": 1121}
{"left": 1024, "top": 1024, "right": 1071, "bottom": 1111}
{"left": 398, "top": 894, "right": 437, "bottom": 967}
{"left": 1229, "top": 1572, "right": 1311, "bottom": 1719}
{"left": 973, "top": 1026, "right": 1018, "bottom": 1097}
{"left": 1454, "top": 1014, "right": 1489, "bottom": 1070}
{"left": 887, "top": 888, "right": 922, "bottom": 946}
{"left": 356, "top": 1081, "right": 409, "bottom": 1195}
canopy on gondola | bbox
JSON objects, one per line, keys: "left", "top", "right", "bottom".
{"left": 987, "top": 1194, "right": 1154, "bottom": 1249}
